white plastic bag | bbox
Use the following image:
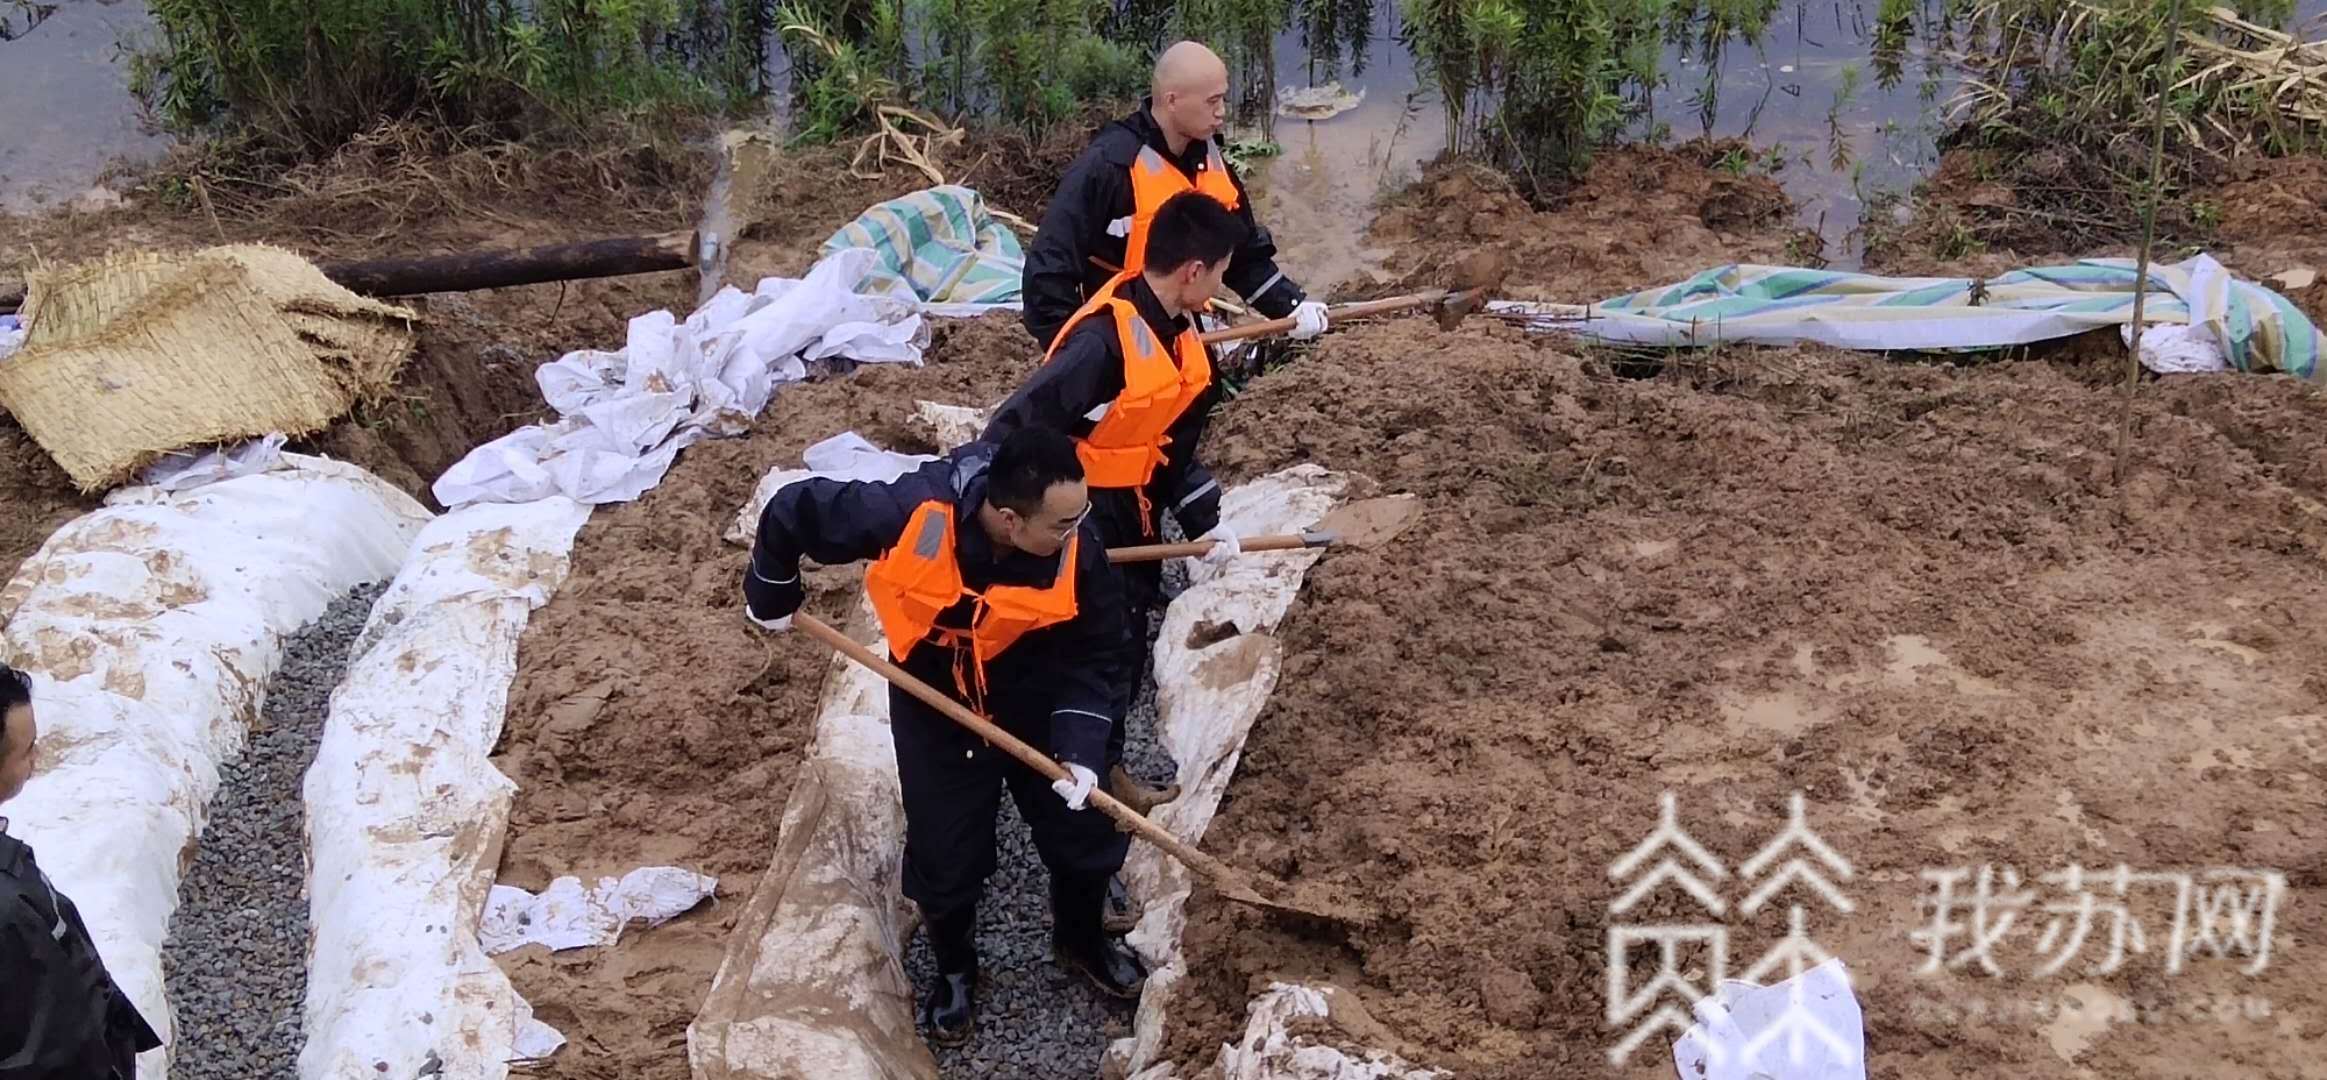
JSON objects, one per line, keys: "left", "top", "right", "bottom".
{"left": 435, "top": 249, "right": 928, "bottom": 509}
{"left": 1671, "top": 959, "right": 1866, "bottom": 1080}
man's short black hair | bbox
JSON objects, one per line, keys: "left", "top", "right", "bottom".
{"left": 0, "top": 665, "right": 29, "bottom": 758}
{"left": 1142, "top": 191, "right": 1249, "bottom": 276}
{"left": 0, "top": 665, "right": 27, "bottom": 715}
{"left": 986, "top": 427, "right": 1085, "bottom": 517}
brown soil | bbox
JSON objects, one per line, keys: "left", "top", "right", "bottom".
{"left": 1359, "top": 143, "right": 1804, "bottom": 304}
{"left": 1864, "top": 151, "right": 2327, "bottom": 329}
{"left": 0, "top": 130, "right": 724, "bottom": 579}
{"left": 0, "top": 421, "right": 91, "bottom": 587}
{"left": 1164, "top": 316, "right": 2327, "bottom": 1077}
{"left": 489, "top": 313, "right": 1041, "bottom": 1080}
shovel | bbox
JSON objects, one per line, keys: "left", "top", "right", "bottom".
{"left": 1195, "top": 250, "right": 1510, "bottom": 347}
{"left": 1107, "top": 494, "right": 1422, "bottom": 564}
{"left": 792, "top": 612, "right": 1374, "bottom": 926}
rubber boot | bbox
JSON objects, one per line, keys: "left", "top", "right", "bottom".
{"left": 1108, "top": 762, "right": 1182, "bottom": 816}
{"left": 1104, "top": 766, "right": 1173, "bottom": 935}
{"left": 1102, "top": 875, "right": 1141, "bottom": 936}
{"left": 1051, "top": 873, "right": 1149, "bottom": 999}
{"left": 919, "top": 906, "right": 978, "bottom": 1047}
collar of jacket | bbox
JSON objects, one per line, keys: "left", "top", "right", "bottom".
{"left": 0, "top": 827, "right": 33, "bottom": 880}
{"left": 1115, "top": 274, "right": 1192, "bottom": 350}
{"left": 1122, "top": 101, "right": 1211, "bottom": 176}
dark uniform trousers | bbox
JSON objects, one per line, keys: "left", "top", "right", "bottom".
{"left": 891, "top": 643, "right": 1130, "bottom": 919}
{"left": 1087, "top": 485, "right": 1167, "bottom": 773}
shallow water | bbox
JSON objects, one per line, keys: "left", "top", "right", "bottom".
{"left": 1249, "top": 0, "right": 2326, "bottom": 283}
{"left": 0, "top": 0, "right": 171, "bottom": 215}
{"left": 6, "top": 0, "right": 2321, "bottom": 271}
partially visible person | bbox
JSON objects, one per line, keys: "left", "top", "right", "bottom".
{"left": 2, "top": 663, "right": 165, "bottom": 1080}
{"left": 1020, "top": 39, "right": 1328, "bottom": 348}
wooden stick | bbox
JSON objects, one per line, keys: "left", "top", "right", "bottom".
{"left": 1106, "top": 532, "right": 1327, "bottom": 563}
{"left": 791, "top": 612, "right": 1295, "bottom": 911}
{"left": 2115, "top": 0, "right": 2188, "bottom": 490}
{"left": 322, "top": 231, "right": 698, "bottom": 297}
{"left": 1198, "top": 288, "right": 1470, "bottom": 346}
{"left": 1, "top": 231, "right": 700, "bottom": 315}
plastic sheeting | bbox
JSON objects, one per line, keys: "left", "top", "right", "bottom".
{"left": 820, "top": 185, "right": 1025, "bottom": 309}
{"left": 1671, "top": 959, "right": 1866, "bottom": 1080}
{"left": 720, "top": 403, "right": 991, "bottom": 546}
{"left": 299, "top": 498, "right": 593, "bottom": 1080}
{"left": 1098, "top": 465, "right": 1352, "bottom": 1080}
{"left": 138, "top": 432, "right": 290, "bottom": 492}
{"left": 481, "top": 867, "right": 719, "bottom": 955}
{"left": 0, "top": 455, "right": 429, "bottom": 1080}
{"left": 433, "top": 248, "right": 928, "bottom": 509}
{"left": 1500, "top": 254, "right": 2324, "bottom": 381}
{"left": 688, "top": 599, "right": 935, "bottom": 1080}
{"left": 1199, "top": 983, "right": 1443, "bottom": 1080}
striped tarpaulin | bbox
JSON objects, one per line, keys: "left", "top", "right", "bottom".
{"left": 1500, "top": 255, "right": 2321, "bottom": 381}
{"left": 820, "top": 185, "right": 1024, "bottom": 310}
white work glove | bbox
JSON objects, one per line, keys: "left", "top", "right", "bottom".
{"left": 1196, "top": 526, "right": 1242, "bottom": 567}
{"left": 744, "top": 608, "right": 792, "bottom": 634}
{"left": 1289, "top": 300, "right": 1329, "bottom": 341}
{"left": 1051, "top": 763, "right": 1098, "bottom": 810}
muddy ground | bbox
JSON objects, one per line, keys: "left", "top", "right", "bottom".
{"left": 1164, "top": 311, "right": 2327, "bottom": 1074}
{"left": 9, "top": 105, "right": 2324, "bottom": 1080}
{"left": 1359, "top": 143, "right": 1804, "bottom": 304}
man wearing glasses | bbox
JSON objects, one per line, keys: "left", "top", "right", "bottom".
{"left": 983, "top": 189, "right": 1249, "bottom": 934}
{"left": 740, "top": 426, "right": 1146, "bottom": 1047}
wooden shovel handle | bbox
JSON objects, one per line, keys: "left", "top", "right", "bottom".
{"left": 1106, "top": 532, "right": 1322, "bottom": 564}
{"left": 1197, "top": 290, "right": 1451, "bottom": 346}
{"left": 792, "top": 613, "right": 1257, "bottom": 894}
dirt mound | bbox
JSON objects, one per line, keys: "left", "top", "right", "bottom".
{"left": 1361, "top": 144, "right": 1802, "bottom": 303}
{"left": 1166, "top": 319, "right": 2327, "bottom": 1077}
{"left": 489, "top": 313, "right": 1041, "bottom": 1080}
{"left": 0, "top": 420, "right": 94, "bottom": 585}
{"left": 2216, "top": 155, "right": 2327, "bottom": 245}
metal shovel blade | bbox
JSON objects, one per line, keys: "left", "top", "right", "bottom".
{"left": 1309, "top": 494, "right": 1424, "bottom": 550}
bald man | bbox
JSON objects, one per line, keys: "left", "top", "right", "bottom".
{"left": 1020, "top": 41, "right": 1328, "bottom": 348}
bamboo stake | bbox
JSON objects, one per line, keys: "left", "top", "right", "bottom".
{"left": 2114, "top": 0, "right": 2190, "bottom": 493}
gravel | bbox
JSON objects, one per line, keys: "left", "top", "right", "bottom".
{"left": 905, "top": 562, "right": 1189, "bottom": 1078}
{"left": 162, "top": 583, "right": 386, "bottom": 1080}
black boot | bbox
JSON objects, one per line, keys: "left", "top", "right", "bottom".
{"left": 1051, "top": 874, "right": 1149, "bottom": 1000}
{"left": 1102, "top": 874, "right": 1140, "bottom": 936}
{"left": 919, "top": 905, "right": 978, "bottom": 1047}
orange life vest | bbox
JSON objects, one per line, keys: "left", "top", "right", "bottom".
{"left": 1123, "top": 143, "right": 1241, "bottom": 277}
{"left": 865, "top": 499, "right": 1081, "bottom": 709}
{"left": 1040, "top": 272, "right": 1213, "bottom": 530}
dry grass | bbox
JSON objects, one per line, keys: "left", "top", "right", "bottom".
{"left": 144, "top": 121, "right": 714, "bottom": 252}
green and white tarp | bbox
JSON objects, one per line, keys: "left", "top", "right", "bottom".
{"left": 1500, "top": 255, "right": 2322, "bottom": 382}
{"left": 820, "top": 185, "right": 1024, "bottom": 314}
